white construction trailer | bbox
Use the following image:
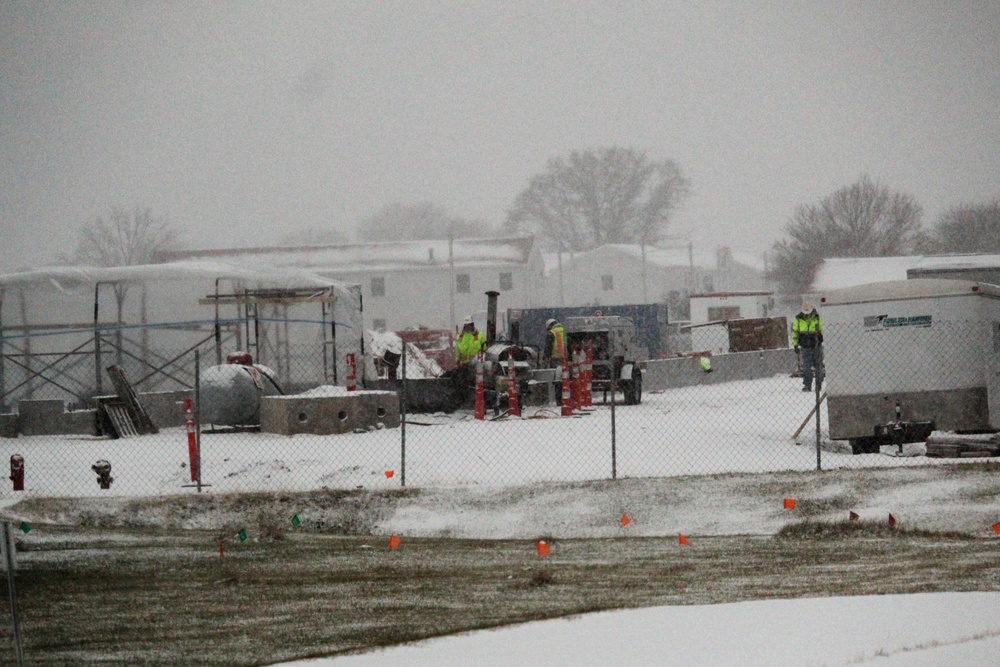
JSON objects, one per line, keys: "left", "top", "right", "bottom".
{"left": 820, "top": 279, "right": 1000, "bottom": 454}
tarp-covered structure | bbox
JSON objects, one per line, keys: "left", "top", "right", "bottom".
{"left": 0, "top": 261, "right": 362, "bottom": 411}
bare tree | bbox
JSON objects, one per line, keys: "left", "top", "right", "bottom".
{"left": 504, "top": 147, "right": 691, "bottom": 251}
{"left": 767, "top": 175, "right": 923, "bottom": 295}
{"left": 355, "top": 202, "right": 490, "bottom": 242}
{"left": 69, "top": 208, "right": 183, "bottom": 360}
{"left": 920, "top": 201, "right": 1000, "bottom": 254}
{"left": 73, "top": 207, "right": 181, "bottom": 267}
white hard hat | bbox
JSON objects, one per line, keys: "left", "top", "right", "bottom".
{"left": 802, "top": 302, "right": 813, "bottom": 312}
{"left": 546, "top": 318, "right": 556, "bottom": 328}
{"left": 463, "top": 315, "right": 475, "bottom": 326}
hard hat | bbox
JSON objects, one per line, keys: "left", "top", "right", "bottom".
{"left": 802, "top": 302, "right": 813, "bottom": 312}
{"left": 463, "top": 315, "right": 475, "bottom": 326}
{"left": 546, "top": 318, "right": 556, "bottom": 329}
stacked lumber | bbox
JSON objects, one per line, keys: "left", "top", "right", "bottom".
{"left": 925, "top": 431, "right": 1000, "bottom": 458}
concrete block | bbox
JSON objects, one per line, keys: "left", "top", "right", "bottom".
{"left": 260, "top": 391, "right": 400, "bottom": 436}
{"left": 17, "top": 399, "right": 68, "bottom": 436}
{"left": 17, "top": 399, "right": 97, "bottom": 436}
{"left": 642, "top": 348, "right": 798, "bottom": 391}
{"left": 63, "top": 409, "right": 98, "bottom": 435}
{"left": 138, "top": 390, "right": 192, "bottom": 429}
{"left": 0, "top": 413, "right": 17, "bottom": 439}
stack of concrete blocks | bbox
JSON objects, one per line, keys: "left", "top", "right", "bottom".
{"left": 0, "top": 389, "right": 191, "bottom": 438}
{"left": 260, "top": 390, "right": 400, "bottom": 436}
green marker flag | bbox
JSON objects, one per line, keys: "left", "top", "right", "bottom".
{"left": 291, "top": 514, "right": 301, "bottom": 528}
{"left": 19, "top": 522, "right": 30, "bottom": 534}
{"left": 238, "top": 529, "right": 248, "bottom": 542}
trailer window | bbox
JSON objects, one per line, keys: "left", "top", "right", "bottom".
{"left": 708, "top": 306, "right": 740, "bottom": 321}
{"left": 602, "top": 275, "right": 614, "bottom": 291}
{"left": 456, "top": 273, "right": 470, "bottom": 293}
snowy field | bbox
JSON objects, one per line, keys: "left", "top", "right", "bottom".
{"left": 0, "top": 376, "right": 951, "bottom": 500}
{"left": 6, "top": 375, "right": 1000, "bottom": 667}
{"left": 276, "top": 592, "right": 1000, "bottom": 667}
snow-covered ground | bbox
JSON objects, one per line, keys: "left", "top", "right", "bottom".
{"left": 275, "top": 592, "right": 1000, "bottom": 667}
{"left": 0, "top": 376, "right": 949, "bottom": 500}
{"left": 5, "top": 375, "right": 1000, "bottom": 666}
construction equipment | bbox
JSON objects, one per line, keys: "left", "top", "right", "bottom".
{"left": 563, "top": 315, "right": 644, "bottom": 405}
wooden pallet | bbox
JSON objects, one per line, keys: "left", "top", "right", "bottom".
{"left": 925, "top": 432, "right": 1000, "bottom": 458}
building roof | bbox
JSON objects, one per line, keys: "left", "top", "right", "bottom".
{"left": 820, "top": 278, "right": 999, "bottom": 306}
{"left": 158, "top": 236, "right": 537, "bottom": 273}
{"left": 812, "top": 254, "right": 1000, "bottom": 292}
{"left": 543, "top": 243, "right": 764, "bottom": 276}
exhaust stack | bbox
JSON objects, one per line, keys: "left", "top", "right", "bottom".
{"left": 486, "top": 290, "right": 499, "bottom": 345}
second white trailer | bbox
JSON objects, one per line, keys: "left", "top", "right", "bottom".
{"left": 820, "top": 279, "right": 1000, "bottom": 453}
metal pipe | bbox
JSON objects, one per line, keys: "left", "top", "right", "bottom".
{"left": 485, "top": 290, "right": 499, "bottom": 345}
{"left": 93, "top": 283, "right": 102, "bottom": 394}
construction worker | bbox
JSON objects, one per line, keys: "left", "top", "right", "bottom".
{"left": 543, "top": 318, "right": 566, "bottom": 368}
{"left": 792, "top": 301, "right": 824, "bottom": 392}
{"left": 454, "top": 316, "right": 485, "bottom": 366}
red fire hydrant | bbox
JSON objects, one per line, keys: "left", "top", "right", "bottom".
{"left": 346, "top": 353, "right": 357, "bottom": 391}
{"left": 10, "top": 454, "right": 24, "bottom": 492}
{"left": 92, "top": 459, "right": 114, "bottom": 490}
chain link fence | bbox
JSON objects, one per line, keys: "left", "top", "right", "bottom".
{"left": 0, "top": 319, "right": 993, "bottom": 497}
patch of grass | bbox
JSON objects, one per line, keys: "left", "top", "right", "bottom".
{"left": 776, "top": 520, "right": 975, "bottom": 540}
{"left": 7, "top": 526, "right": 1000, "bottom": 666}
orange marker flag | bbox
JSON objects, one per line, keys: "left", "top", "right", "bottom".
{"left": 783, "top": 498, "right": 796, "bottom": 510}
{"left": 993, "top": 522, "right": 1000, "bottom": 536}
{"left": 888, "top": 513, "right": 897, "bottom": 528}
{"left": 849, "top": 511, "right": 860, "bottom": 522}
{"left": 536, "top": 540, "right": 551, "bottom": 557}
{"left": 385, "top": 470, "right": 395, "bottom": 479}
{"left": 678, "top": 533, "right": 690, "bottom": 546}
{"left": 620, "top": 514, "right": 631, "bottom": 527}
{"left": 388, "top": 534, "right": 401, "bottom": 549}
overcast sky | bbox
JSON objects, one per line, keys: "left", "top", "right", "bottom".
{"left": 1, "top": 0, "right": 998, "bottom": 273}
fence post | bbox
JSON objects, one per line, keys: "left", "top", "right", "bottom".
{"left": 2, "top": 522, "right": 25, "bottom": 666}
{"left": 195, "top": 350, "right": 203, "bottom": 492}
{"left": 611, "top": 369, "right": 617, "bottom": 480}
{"left": 815, "top": 382, "right": 822, "bottom": 471}
{"left": 400, "top": 345, "right": 406, "bottom": 487}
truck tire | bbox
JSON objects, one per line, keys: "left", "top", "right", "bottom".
{"left": 623, "top": 367, "right": 642, "bottom": 405}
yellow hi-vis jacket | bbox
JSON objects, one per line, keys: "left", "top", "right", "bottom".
{"left": 548, "top": 324, "right": 565, "bottom": 360}
{"left": 455, "top": 330, "right": 485, "bottom": 365}
{"left": 792, "top": 311, "right": 823, "bottom": 348}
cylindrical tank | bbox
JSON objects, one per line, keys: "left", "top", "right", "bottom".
{"left": 482, "top": 343, "right": 538, "bottom": 387}
{"left": 200, "top": 364, "right": 282, "bottom": 426}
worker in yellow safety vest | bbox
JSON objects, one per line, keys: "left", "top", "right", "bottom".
{"left": 454, "top": 316, "right": 485, "bottom": 366}
{"left": 543, "top": 318, "right": 566, "bottom": 368}
{"left": 792, "top": 302, "right": 824, "bottom": 392}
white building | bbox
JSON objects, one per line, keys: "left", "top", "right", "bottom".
{"left": 541, "top": 244, "right": 767, "bottom": 309}
{"left": 160, "top": 236, "right": 544, "bottom": 334}
{"left": 688, "top": 291, "right": 775, "bottom": 324}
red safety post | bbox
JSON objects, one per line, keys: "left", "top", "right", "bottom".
{"left": 583, "top": 341, "right": 594, "bottom": 407}
{"left": 474, "top": 359, "right": 485, "bottom": 421}
{"left": 571, "top": 346, "right": 582, "bottom": 411}
{"left": 346, "top": 352, "right": 357, "bottom": 391}
{"left": 561, "top": 356, "right": 573, "bottom": 416}
{"left": 507, "top": 347, "right": 520, "bottom": 417}
{"left": 9, "top": 454, "right": 24, "bottom": 492}
{"left": 184, "top": 398, "right": 199, "bottom": 483}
